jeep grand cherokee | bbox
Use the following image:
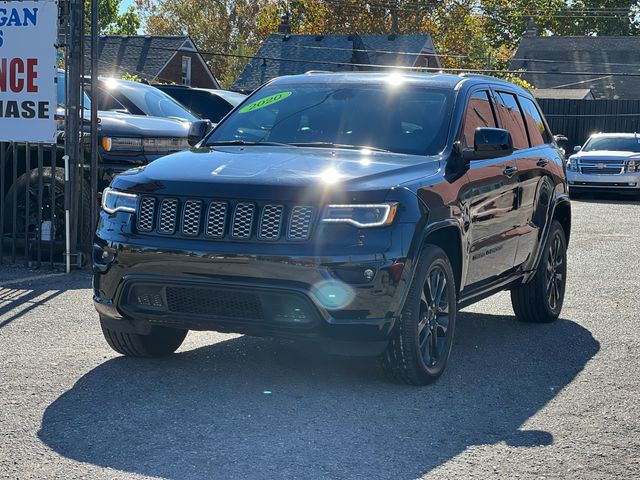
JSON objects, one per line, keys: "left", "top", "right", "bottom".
{"left": 93, "top": 72, "right": 571, "bottom": 385}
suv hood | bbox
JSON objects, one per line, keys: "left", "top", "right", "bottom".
{"left": 573, "top": 150, "right": 640, "bottom": 161}
{"left": 112, "top": 146, "right": 441, "bottom": 201}
{"left": 97, "top": 111, "right": 191, "bottom": 138}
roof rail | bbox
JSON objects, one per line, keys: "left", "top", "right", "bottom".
{"left": 304, "top": 70, "right": 335, "bottom": 75}
{"left": 458, "top": 73, "right": 500, "bottom": 81}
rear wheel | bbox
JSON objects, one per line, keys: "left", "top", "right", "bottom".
{"left": 100, "top": 317, "right": 188, "bottom": 357}
{"left": 382, "top": 245, "right": 457, "bottom": 385}
{"left": 511, "top": 220, "right": 567, "bottom": 323}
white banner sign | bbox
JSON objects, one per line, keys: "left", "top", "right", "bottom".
{"left": 0, "top": 0, "right": 58, "bottom": 143}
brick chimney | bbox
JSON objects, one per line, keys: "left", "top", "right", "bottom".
{"left": 278, "top": 12, "right": 291, "bottom": 35}
{"left": 524, "top": 16, "right": 538, "bottom": 37}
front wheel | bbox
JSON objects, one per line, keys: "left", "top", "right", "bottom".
{"left": 382, "top": 245, "right": 457, "bottom": 385}
{"left": 100, "top": 317, "right": 188, "bottom": 357}
{"left": 511, "top": 220, "right": 567, "bottom": 323}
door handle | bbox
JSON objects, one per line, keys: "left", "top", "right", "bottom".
{"left": 503, "top": 165, "right": 518, "bottom": 177}
{"left": 536, "top": 158, "right": 549, "bottom": 167}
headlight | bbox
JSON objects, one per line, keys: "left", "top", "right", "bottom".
{"left": 102, "top": 137, "right": 142, "bottom": 152}
{"left": 627, "top": 160, "right": 639, "bottom": 172}
{"left": 322, "top": 203, "right": 398, "bottom": 228}
{"left": 567, "top": 157, "right": 578, "bottom": 171}
{"left": 101, "top": 187, "right": 138, "bottom": 214}
{"left": 143, "top": 137, "right": 190, "bottom": 152}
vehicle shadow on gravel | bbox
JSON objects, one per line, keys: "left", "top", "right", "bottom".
{"left": 571, "top": 192, "right": 639, "bottom": 204}
{"left": 38, "top": 312, "right": 599, "bottom": 480}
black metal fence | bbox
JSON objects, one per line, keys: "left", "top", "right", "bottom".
{"left": 0, "top": 137, "right": 95, "bottom": 269}
{"left": 539, "top": 99, "right": 640, "bottom": 149}
{"left": 0, "top": 0, "right": 98, "bottom": 270}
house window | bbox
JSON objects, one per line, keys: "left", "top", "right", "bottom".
{"left": 181, "top": 56, "right": 192, "bottom": 86}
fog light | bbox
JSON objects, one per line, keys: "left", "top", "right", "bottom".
{"left": 363, "top": 268, "right": 375, "bottom": 281}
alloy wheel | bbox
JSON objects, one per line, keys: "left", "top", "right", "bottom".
{"left": 546, "top": 233, "right": 565, "bottom": 311}
{"left": 417, "top": 266, "right": 450, "bottom": 368}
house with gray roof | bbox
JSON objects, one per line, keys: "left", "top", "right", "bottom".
{"left": 533, "top": 88, "right": 594, "bottom": 100}
{"left": 84, "top": 35, "right": 219, "bottom": 89}
{"left": 232, "top": 33, "right": 440, "bottom": 93}
{"left": 510, "top": 32, "right": 640, "bottom": 100}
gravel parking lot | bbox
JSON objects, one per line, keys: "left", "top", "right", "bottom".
{"left": 1, "top": 195, "right": 639, "bottom": 479}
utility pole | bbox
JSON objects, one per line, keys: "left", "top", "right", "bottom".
{"left": 66, "top": 0, "right": 82, "bottom": 261}
{"left": 390, "top": 6, "right": 399, "bottom": 35}
{"left": 90, "top": 0, "right": 99, "bottom": 234}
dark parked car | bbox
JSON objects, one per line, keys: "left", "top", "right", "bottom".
{"left": 154, "top": 84, "right": 246, "bottom": 124}
{"left": 94, "top": 72, "right": 571, "bottom": 385}
{"left": 2, "top": 73, "right": 210, "bottom": 247}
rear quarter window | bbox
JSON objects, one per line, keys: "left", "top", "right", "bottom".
{"left": 519, "top": 96, "right": 551, "bottom": 146}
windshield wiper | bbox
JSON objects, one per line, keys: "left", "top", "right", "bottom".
{"left": 207, "top": 140, "right": 292, "bottom": 147}
{"left": 289, "top": 142, "right": 390, "bottom": 152}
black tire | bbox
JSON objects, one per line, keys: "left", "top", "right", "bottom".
{"left": 383, "top": 245, "right": 457, "bottom": 385}
{"left": 100, "top": 317, "right": 188, "bottom": 358}
{"left": 2, "top": 167, "right": 92, "bottom": 251}
{"left": 511, "top": 220, "right": 567, "bottom": 323}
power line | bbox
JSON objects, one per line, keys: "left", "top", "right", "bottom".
{"left": 87, "top": 42, "right": 640, "bottom": 78}
{"left": 321, "top": 0, "right": 638, "bottom": 18}
{"left": 262, "top": 33, "right": 640, "bottom": 70}
{"left": 90, "top": 42, "right": 640, "bottom": 78}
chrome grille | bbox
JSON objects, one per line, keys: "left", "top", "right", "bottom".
{"left": 258, "top": 204, "right": 284, "bottom": 240}
{"left": 231, "top": 203, "right": 255, "bottom": 239}
{"left": 288, "top": 206, "right": 314, "bottom": 240}
{"left": 206, "top": 201, "right": 228, "bottom": 238}
{"left": 137, "top": 197, "right": 155, "bottom": 232}
{"left": 158, "top": 199, "right": 178, "bottom": 234}
{"left": 580, "top": 166, "right": 624, "bottom": 175}
{"left": 182, "top": 200, "right": 202, "bottom": 236}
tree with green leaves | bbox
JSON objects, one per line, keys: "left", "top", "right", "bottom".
{"left": 135, "top": 0, "right": 640, "bottom": 89}
{"left": 84, "top": 0, "right": 141, "bottom": 35}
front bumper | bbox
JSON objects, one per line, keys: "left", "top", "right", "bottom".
{"left": 567, "top": 170, "right": 640, "bottom": 192}
{"left": 93, "top": 219, "right": 413, "bottom": 348}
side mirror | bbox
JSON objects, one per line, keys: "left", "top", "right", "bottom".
{"left": 573, "top": 145, "right": 582, "bottom": 152}
{"left": 463, "top": 128, "right": 513, "bottom": 161}
{"left": 188, "top": 120, "right": 212, "bottom": 146}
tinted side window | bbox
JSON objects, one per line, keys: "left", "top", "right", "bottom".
{"left": 462, "top": 90, "right": 497, "bottom": 148}
{"left": 495, "top": 92, "right": 529, "bottom": 150}
{"left": 191, "top": 94, "right": 233, "bottom": 123}
{"left": 518, "top": 96, "right": 551, "bottom": 146}
{"left": 167, "top": 90, "right": 194, "bottom": 110}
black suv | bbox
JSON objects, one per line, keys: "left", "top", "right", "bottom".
{"left": 93, "top": 72, "right": 571, "bottom": 385}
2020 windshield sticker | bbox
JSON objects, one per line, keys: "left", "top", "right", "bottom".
{"left": 239, "top": 92, "right": 292, "bottom": 113}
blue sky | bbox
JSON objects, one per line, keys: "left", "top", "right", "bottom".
{"left": 119, "top": 0, "right": 136, "bottom": 14}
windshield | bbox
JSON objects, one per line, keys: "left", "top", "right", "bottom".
{"left": 583, "top": 136, "right": 640, "bottom": 153}
{"left": 207, "top": 83, "right": 454, "bottom": 156}
{"left": 106, "top": 81, "right": 200, "bottom": 122}
{"left": 56, "top": 73, "right": 91, "bottom": 109}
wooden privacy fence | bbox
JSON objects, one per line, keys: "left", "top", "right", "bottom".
{"left": 538, "top": 99, "right": 640, "bottom": 149}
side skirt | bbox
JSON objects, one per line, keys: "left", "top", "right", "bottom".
{"left": 457, "top": 272, "right": 526, "bottom": 310}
